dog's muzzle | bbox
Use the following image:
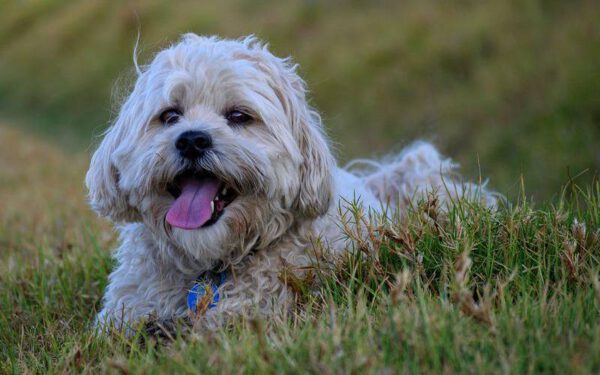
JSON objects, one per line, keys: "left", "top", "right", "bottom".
{"left": 166, "top": 171, "right": 238, "bottom": 230}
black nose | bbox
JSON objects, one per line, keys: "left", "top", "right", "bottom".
{"left": 175, "top": 130, "right": 212, "bottom": 159}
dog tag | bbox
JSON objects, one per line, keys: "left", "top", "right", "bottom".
{"left": 187, "top": 271, "right": 227, "bottom": 311}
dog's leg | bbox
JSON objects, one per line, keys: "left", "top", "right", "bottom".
{"left": 95, "top": 225, "right": 190, "bottom": 333}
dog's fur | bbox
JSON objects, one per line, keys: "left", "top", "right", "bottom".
{"left": 87, "top": 34, "right": 495, "bottom": 330}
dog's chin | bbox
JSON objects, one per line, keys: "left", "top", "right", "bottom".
{"left": 149, "top": 168, "right": 244, "bottom": 261}
{"left": 169, "top": 204, "right": 238, "bottom": 260}
{"left": 158, "top": 195, "right": 243, "bottom": 264}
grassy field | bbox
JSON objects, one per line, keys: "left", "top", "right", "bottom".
{"left": 0, "top": 0, "right": 599, "bottom": 199}
{"left": 0, "top": 124, "right": 599, "bottom": 373}
{"left": 1, "top": 0, "right": 600, "bottom": 373}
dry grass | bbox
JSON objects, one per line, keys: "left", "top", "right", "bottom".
{"left": 0, "top": 125, "right": 113, "bottom": 265}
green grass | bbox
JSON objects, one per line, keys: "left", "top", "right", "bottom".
{"left": 0, "top": 0, "right": 599, "bottom": 199}
{"left": 1, "top": 126, "right": 599, "bottom": 374}
{"left": 1, "top": 1, "right": 600, "bottom": 372}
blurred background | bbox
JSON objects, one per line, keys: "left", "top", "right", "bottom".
{"left": 1, "top": 0, "right": 599, "bottom": 201}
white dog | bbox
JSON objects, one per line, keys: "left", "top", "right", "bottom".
{"left": 87, "top": 34, "right": 495, "bottom": 331}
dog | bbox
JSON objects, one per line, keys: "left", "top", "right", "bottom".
{"left": 87, "top": 34, "right": 495, "bottom": 331}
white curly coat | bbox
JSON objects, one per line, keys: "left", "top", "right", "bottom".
{"left": 87, "top": 35, "right": 495, "bottom": 331}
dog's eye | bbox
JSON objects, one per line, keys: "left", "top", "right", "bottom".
{"left": 159, "top": 108, "right": 183, "bottom": 126}
{"left": 225, "top": 110, "right": 253, "bottom": 125}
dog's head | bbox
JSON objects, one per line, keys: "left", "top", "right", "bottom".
{"left": 86, "top": 35, "right": 334, "bottom": 265}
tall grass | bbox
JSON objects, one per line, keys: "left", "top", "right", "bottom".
{"left": 0, "top": 126, "right": 598, "bottom": 374}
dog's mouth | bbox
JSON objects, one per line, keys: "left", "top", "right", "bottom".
{"left": 165, "top": 171, "right": 238, "bottom": 230}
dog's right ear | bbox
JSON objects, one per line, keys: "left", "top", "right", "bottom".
{"left": 86, "top": 124, "right": 139, "bottom": 222}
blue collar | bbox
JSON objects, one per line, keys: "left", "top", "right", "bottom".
{"left": 187, "top": 271, "right": 227, "bottom": 312}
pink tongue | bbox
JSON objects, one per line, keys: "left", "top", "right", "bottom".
{"left": 166, "top": 177, "right": 221, "bottom": 230}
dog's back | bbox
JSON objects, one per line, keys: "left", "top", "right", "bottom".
{"left": 345, "top": 141, "right": 498, "bottom": 211}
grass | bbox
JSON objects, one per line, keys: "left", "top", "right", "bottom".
{"left": 1, "top": 125, "right": 599, "bottom": 374}
{"left": 0, "top": 0, "right": 599, "bottom": 198}
{"left": 1, "top": 1, "right": 599, "bottom": 372}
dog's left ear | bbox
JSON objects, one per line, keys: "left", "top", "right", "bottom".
{"left": 292, "top": 102, "right": 335, "bottom": 218}
{"left": 265, "top": 54, "right": 335, "bottom": 218}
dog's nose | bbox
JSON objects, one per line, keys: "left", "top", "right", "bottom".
{"left": 175, "top": 130, "right": 212, "bottom": 159}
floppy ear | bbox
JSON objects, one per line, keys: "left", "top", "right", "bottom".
{"left": 86, "top": 119, "right": 140, "bottom": 222}
{"left": 292, "top": 104, "right": 335, "bottom": 217}
{"left": 268, "top": 57, "right": 335, "bottom": 218}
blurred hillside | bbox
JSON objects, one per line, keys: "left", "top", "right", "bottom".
{"left": 0, "top": 0, "right": 598, "bottom": 200}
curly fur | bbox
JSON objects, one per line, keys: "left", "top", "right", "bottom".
{"left": 87, "top": 34, "right": 496, "bottom": 331}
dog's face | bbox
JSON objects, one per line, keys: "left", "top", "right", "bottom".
{"left": 86, "top": 35, "right": 334, "bottom": 265}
